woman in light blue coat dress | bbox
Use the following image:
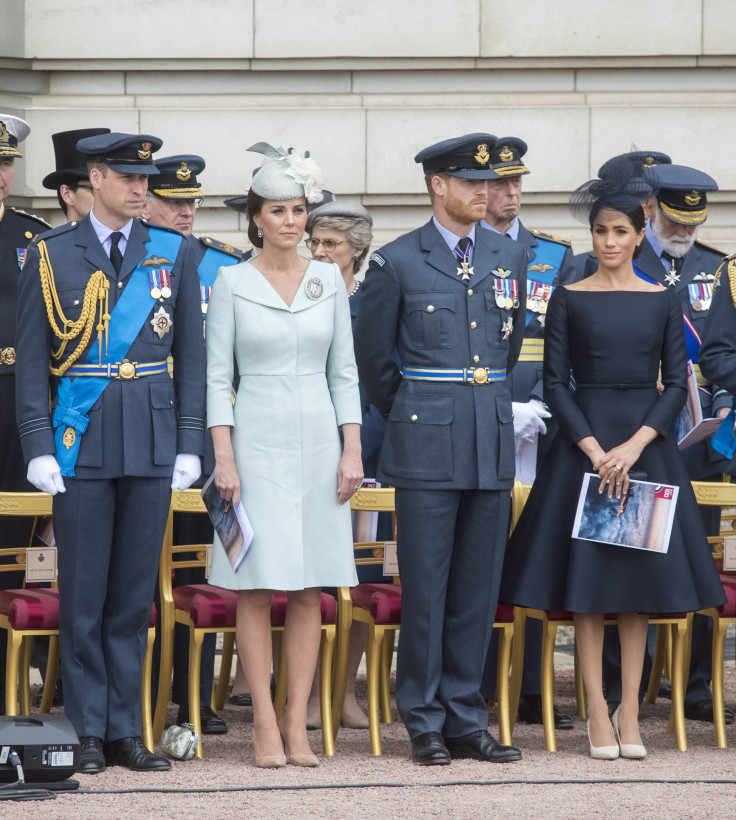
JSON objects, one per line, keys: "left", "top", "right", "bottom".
{"left": 207, "top": 144, "right": 361, "bottom": 768}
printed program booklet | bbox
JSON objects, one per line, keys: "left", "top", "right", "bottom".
{"left": 676, "top": 360, "right": 721, "bottom": 450}
{"left": 200, "top": 473, "right": 254, "bottom": 572}
{"left": 572, "top": 472, "right": 678, "bottom": 554}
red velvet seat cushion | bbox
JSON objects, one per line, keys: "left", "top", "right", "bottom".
{"left": 174, "top": 584, "right": 237, "bottom": 629}
{"left": 0, "top": 588, "right": 59, "bottom": 630}
{"left": 269, "top": 592, "right": 337, "bottom": 627}
{"left": 494, "top": 603, "right": 515, "bottom": 622}
{"left": 351, "top": 583, "right": 402, "bottom": 625}
{"left": 713, "top": 580, "right": 736, "bottom": 617}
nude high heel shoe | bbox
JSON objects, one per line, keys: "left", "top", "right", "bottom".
{"left": 279, "top": 719, "right": 319, "bottom": 767}
{"left": 253, "top": 725, "right": 286, "bottom": 768}
{"left": 587, "top": 718, "right": 620, "bottom": 760}
{"left": 611, "top": 707, "right": 647, "bottom": 759}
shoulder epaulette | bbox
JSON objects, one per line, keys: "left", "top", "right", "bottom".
{"left": 695, "top": 238, "right": 726, "bottom": 256}
{"left": 9, "top": 206, "right": 51, "bottom": 230}
{"left": 37, "top": 220, "right": 78, "bottom": 240}
{"left": 199, "top": 236, "right": 243, "bottom": 258}
{"left": 530, "top": 228, "right": 572, "bottom": 248}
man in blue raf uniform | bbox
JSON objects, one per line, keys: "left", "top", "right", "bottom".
{"left": 0, "top": 114, "right": 50, "bottom": 711}
{"left": 142, "top": 153, "right": 242, "bottom": 737}
{"left": 15, "top": 133, "right": 206, "bottom": 773}
{"left": 42, "top": 127, "right": 111, "bottom": 224}
{"left": 478, "top": 136, "right": 577, "bottom": 731}
{"left": 355, "top": 134, "right": 526, "bottom": 765}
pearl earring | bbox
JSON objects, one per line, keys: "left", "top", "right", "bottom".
{"left": 257, "top": 226, "right": 263, "bottom": 238}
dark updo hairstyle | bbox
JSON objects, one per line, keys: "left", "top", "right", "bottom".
{"left": 246, "top": 189, "right": 267, "bottom": 249}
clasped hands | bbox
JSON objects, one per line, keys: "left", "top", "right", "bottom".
{"left": 593, "top": 440, "right": 643, "bottom": 499}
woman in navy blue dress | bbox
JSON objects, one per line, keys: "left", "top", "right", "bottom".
{"left": 500, "top": 169, "right": 725, "bottom": 759}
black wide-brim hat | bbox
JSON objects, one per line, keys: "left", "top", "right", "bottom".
{"left": 415, "top": 133, "right": 501, "bottom": 179}
{"left": 42, "top": 127, "right": 112, "bottom": 190}
{"left": 76, "top": 132, "right": 162, "bottom": 175}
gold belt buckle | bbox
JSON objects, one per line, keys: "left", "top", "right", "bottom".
{"left": 117, "top": 359, "right": 137, "bottom": 379}
{"left": 0, "top": 347, "right": 16, "bottom": 366}
{"left": 472, "top": 367, "right": 488, "bottom": 384}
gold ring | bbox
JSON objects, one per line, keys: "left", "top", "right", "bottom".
{"left": 615, "top": 465, "right": 623, "bottom": 471}
{"left": 353, "top": 484, "right": 361, "bottom": 491}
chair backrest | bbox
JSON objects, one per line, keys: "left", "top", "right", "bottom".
{"left": 349, "top": 487, "right": 397, "bottom": 573}
{"left": 159, "top": 489, "right": 211, "bottom": 604}
{"left": 691, "top": 480, "right": 736, "bottom": 567}
{"left": 0, "top": 492, "right": 54, "bottom": 578}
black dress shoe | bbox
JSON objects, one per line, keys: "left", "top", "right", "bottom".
{"left": 78, "top": 736, "right": 106, "bottom": 774}
{"left": 104, "top": 736, "right": 171, "bottom": 771}
{"left": 684, "top": 699, "right": 735, "bottom": 725}
{"left": 228, "top": 693, "right": 252, "bottom": 707}
{"left": 177, "top": 704, "right": 228, "bottom": 735}
{"left": 517, "top": 695, "right": 573, "bottom": 730}
{"left": 410, "top": 731, "right": 451, "bottom": 766}
{"left": 444, "top": 729, "right": 522, "bottom": 762}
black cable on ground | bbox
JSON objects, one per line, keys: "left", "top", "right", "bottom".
{"left": 67, "top": 777, "right": 736, "bottom": 796}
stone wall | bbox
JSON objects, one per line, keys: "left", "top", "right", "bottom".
{"left": 1, "top": 0, "right": 735, "bottom": 254}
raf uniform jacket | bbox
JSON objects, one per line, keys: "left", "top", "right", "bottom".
{"left": 634, "top": 237, "right": 730, "bottom": 478}
{"left": 700, "top": 257, "right": 736, "bottom": 404}
{"left": 354, "top": 219, "right": 527, "bottom": 491}
{"left": 15, "top": 215, "right": 205, "bottom": 478}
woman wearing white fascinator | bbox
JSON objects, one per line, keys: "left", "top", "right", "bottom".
{"left": 205, "top": 142, "right": 361, "bottom": 768}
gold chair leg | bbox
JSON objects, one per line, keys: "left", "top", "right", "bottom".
{"left": 379, "top": 629, "right": 394, "bottom": 724}
{"left": 365, "top": 623, "right": 384, "bottom": 756}
{"left": 153, "top": 609, "right": 176, "bottom": 742}
{"left": 188, "top": 629, "right": 205, "bottom": 759}
{"left": 496, "top": 623, "right": 513, "bottom": 746}
{"left": 509, "top": 608, "right": 527, "bottom": 733}
{"left": 574, "top": 640, "right": 586, "bottom": 719}
{"left": 706, "top": 609, "right": 729, "bottom": 748}
{"left": 39, "top": 635, "right": 60, "bottom": 713}
{"left": 273, "top": 631, "right": 287, "bottom": 719}
{"left": 5, "top": 629, "right": 22, "bottom": 717}
{"left": 667, "top": 622, "right": 688, "bottom": 752}
{"left": 214, "top": 631, "right": 235, "bottom": 712}
{"left": 541, "top": 620, "right": 557, "bottom": 752}
{"left": 319, "top": 627, "right": 336, "bottom": 756}
{"left": 331, "top": 599, "right": 353, "bottom": 740}
{"left": 19, "top": 636, "right": 32, "bottom": 715}
{"left": 141, "top": 626, "right": 156, "bottom": 752}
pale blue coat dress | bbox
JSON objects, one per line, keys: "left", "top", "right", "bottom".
{"left": 206, "top": 258, "right": 360, "bottom": 590}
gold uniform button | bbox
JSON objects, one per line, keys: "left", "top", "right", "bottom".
{"left": 467, "top": 289, "right": 474, "bottom": 296}
{"left": 25, "top": 231, "right": 33, "bottom": 239}
{"left": 473, "top": 355, "right": 480, "bottom": 364}
{"left": 410, "top": 414, "right": 418, "bottom": 422}
{"left": 427, "top": 305, "right": 435, "bottom": 313}
{"left": 470, "top": 321, "right": 477, "bottom": 329}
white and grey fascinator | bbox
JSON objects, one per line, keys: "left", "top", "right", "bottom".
{"left": 247, "top": 142, "right": 325, "bottom": 204}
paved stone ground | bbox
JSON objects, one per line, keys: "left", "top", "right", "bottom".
{"left": 5, "top": 661, "right": 736, "bottom": 819}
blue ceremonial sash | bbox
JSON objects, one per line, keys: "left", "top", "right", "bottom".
{"left": 634, "top": 263, "right": 701, "bottom": 361}
{"left": 52, "top": 227, "right": 183, "bottom": 476}
{"left": 525, "top": 238, "right": 567, "bottom": 326}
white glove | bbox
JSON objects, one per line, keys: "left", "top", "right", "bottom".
{"left": 512, "top": 400, "right": 551, "bottom": 443}
{"left": 171, "top": 453, "right": 202, "bottom": 491}
{"left": 27, "top": 455, "right": 66, "bottom": 495}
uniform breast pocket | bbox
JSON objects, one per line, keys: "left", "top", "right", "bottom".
{"left": 57, "top": 288, "right": 86, "bottom": 325}
{"left": 150, "top": 380, "right": 177, "bottom": 465}
{"left": 404, "top": 292, "right": 458, "bottom": 350}
{"left": 381, "top": 392, "right": 454, "bottom": 482}
{"left": 484, "top": 291, "right": 509, "bottom": 349}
